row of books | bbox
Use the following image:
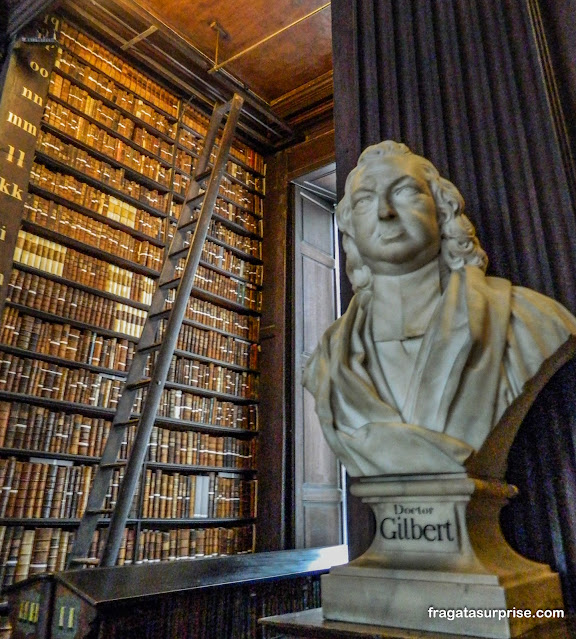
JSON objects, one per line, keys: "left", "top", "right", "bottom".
{"left": 161, "top": 355, "right": 259, "bottom": 399}
{"left": 166, "top": 292, "right": 260, "bottom": 341}
{"left": 168, "top": 218, "right": 262, "bottom": 264}
{"left": 0, "top": 522, "right": 255, "bottom": 589}
{"left": 0, "top": 403, "right": 111, "bottom": 456}
{"left": 226, "top": 159, "right": 265, "bottom": 194}
{"left": 134, "top": 524, "right": 254, "bottom": 563}
{"left": 7, "top": 271, "right": 148, "bottom": 337}
{"left": 58, "top": 22, "right": 179, "bottom": 117}
{"left": 14, "top": 230, "right": 156, "bottom": 304}
{"left": 141, "top": 471, "right": 256, "bottom": 520}
{"left": 202, "top": 239, "right": 263, "bottom": 284}
{"left": 171, "top": 170, "right": 190, "bottom": 196}
{"left": 205, "top": 148, "right": 266, "bottom": 194}
{"left": 155, "top": 389, "right": 258, "bottom": 430}
{"left": 178, "top": 128, "right": 202, "bottom": 156}
{"left": 212, "top": 197, "right": 263, "bottom": 235}
{"left": 144, "top": 429, "right": 256, "bottom": 468}
{"left": 0, "top": 458, "right": 94, "bottom": 520}
{"left": 171, "top": 167, "right": 263, "bottom": 217}
{"left": 0, "top": 352, "right": 124, "bottom": 408}
{"left": 49, "top": 75, "right": 175, "bottom": 168}
{"left": 170, "top": 199, "right": 263, "bottom": 238}
{"left": 3, "top": 295, "right": 259, "bottom": 375}
{"left": 181, "top": 104, "right": 210, "bottom": 138}
{"left": 29, "top": 183, "right": 165, "bottom": 247}
{"left": 175, "top": 147, "right": 197, "bottom": 174}
{"left": 0, "top": 401, "right": 257, "bottom": 467}
{"left": 0, "top": 526, "right": 72, "bottom": 589}
{"left": 1, "top": 458, "right": 253, "bottom": 522}
{"left": 207, "top": 218, "right": 262, "bottom": 259}
{"left": 219, "top": 176, "right": 264, "bottom": 215}
{"left": 44, "top": 99, "right": 172, "bottom": 187}
{"left": 176, "top": 135, "right": 264, "bottom": 193}
{"left": 174, "top": 152, "right": 266, "bottom": 199}
{"left": 193, "top": 263, "right": 262, "bottom": 312}
{"left": 13, "top": 231, "right": 66, "bottom": 277}
{"left": 37, "top": 129, "right": 170, "bottom": 216}
{"left": 0, "top": 308, "right": 136, "bottom": 370}
{"left": 228, "top": 142, "right": 266, "bottom": 175}
{"left": 55, "top": 48, "right": 177, "bottom": 137}
{"left": 159, "top": 320, "right": 259, "bottom": 369}
{"left": 24, "top": 190, "right": 164, "bottom": 271}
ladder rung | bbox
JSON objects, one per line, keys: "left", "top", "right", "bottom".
{"left": 125, "top": 378, "right": 151, "bottom": 391}
{"left": 168, "top": 244, "right": 190, "bottom": 260}
{"left": 184, "top": 193, "right": 205, "bottom": 208}
{"left": 113, "top": 418, "right": 140, "bottom": 429}
{"left": 159, "top": 280, "right": 180, "bottom": 291}
{"left": 149, "top": 309, "right": 170, "bottom": 322}
{"left": 85, "top": 507, "right": 114, "bottom": 515}
{"left": 138, "top": 342, "right": 162, "bottom": 355}
{"left": 68, "top": 557, "right": 100, "bottom": 566}
{"left": 100, "top": 461, "right": 127, "bottom": 469}
{"left": 177, "top": 218, "right": 198, "bottom": 233}
{"left": 194, "top": 168, "right": 212, "bottom": 182}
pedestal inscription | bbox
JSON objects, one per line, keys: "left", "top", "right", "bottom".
{"left": 321, "top": 475, "right": 563, "bottom": 639}
{"left": 377, "top": 502, "right": 457, "bottom": 553}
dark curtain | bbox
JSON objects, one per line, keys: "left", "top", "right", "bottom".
{"left": 332, "top": 0, "right": 576, "bottom": 608}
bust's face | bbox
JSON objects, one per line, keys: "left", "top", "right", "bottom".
{"left": 349, "top": 154, "right": 441, "bottom": 276}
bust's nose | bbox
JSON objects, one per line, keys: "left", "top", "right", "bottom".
{"left": 378, "top": 196, "right": 396, "bottom": 219}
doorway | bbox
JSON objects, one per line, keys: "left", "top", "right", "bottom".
{"left": 291, "top": 164, "right": 346, "bottom": 548}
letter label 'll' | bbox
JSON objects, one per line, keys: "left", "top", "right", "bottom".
{"left": 6, "top": 145, "right": 25, "bottom": 168}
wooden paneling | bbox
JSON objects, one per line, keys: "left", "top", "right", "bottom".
{"left": 135, "top": 0, "right": 332, "bottom": 102}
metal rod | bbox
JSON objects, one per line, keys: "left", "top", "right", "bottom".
{"left": 121, "top": 25, "right": 158, "bottom": 50}
{"left": 209, "top": 2, "right": 330, "bottom": 73}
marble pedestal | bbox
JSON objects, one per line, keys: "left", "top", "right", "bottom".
{"left": 321, "top": 474, "right": 563, "bottom": 639}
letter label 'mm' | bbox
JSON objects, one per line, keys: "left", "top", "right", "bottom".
{"left": 7, "top": 112, "right": 37, "bottom": 137}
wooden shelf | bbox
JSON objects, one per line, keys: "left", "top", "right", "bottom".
{"left": 41, "top": 121, "right": 172, "bottom": 195}
{"left": 21, "top": 219, "right": 161, "bottom": 279}
{"left": 12, "top": 263, "right": 152, "bottom": 312}
{"left": 34, "top": 149, "right": 168, "bottom": 224}
{"left": 0, "top": 344, "right": 130, "bottom": 377}
{"left": 46, "top": 90, "right": 173, "bottom": 168}
{"left": 4, "top": 302, "right": 141, "bottom": 343}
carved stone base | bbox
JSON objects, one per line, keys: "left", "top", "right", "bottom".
{"left": 321, "top": 474, "right": 563, "bottom": 638}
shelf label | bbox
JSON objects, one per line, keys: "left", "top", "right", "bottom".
{"left": 0, "top": 18, "right": 59, "bottom": 318}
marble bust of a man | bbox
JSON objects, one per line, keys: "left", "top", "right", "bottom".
{"left": 303, "top": 141, "right": 576, "bottom": 478}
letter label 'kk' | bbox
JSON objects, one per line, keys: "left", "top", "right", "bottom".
{"left": 0, "top": 177, "right": 23, "bottom": 200}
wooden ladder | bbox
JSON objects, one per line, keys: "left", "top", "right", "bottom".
{"left": 66, "top": 93, "right": 245, "bottom": 568}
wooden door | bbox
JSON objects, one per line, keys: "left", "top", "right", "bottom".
{"left": 292, "top": 182, "right": 344, "bottom": 548}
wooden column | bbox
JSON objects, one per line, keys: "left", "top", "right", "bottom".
{"left": 0, "top": 16, "right": 58, "bottom": 316}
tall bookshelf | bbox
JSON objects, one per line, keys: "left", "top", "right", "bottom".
{"left": 0, "top": 14, "right": 265, "bottom": 590}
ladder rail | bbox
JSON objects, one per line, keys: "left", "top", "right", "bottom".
{"left": 100, "top": 94, "right": 244, "bottom": 567}
{"left": 66, "top": 93, "right": 245, "bottom": 568}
